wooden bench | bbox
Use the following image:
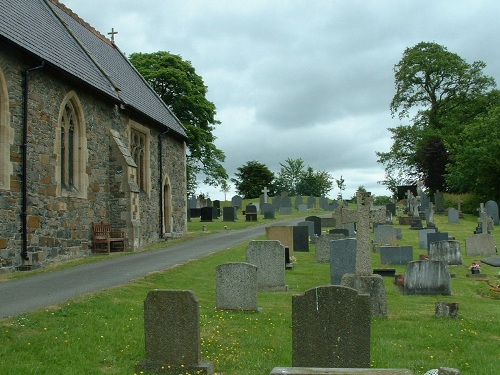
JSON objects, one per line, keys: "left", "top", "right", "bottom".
{"left": 92, "top": 222, "right": 125, "bottom": 253}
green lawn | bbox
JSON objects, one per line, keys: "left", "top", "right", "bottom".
{"left": 1, "top": 204, "right": 499, "bottom": 375}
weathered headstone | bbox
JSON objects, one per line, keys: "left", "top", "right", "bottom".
{"left": 292, "top": 285, "right": 370, "bottom": 368}
{"left": 485, "top": 200, "right": 499, "bottom": 225}
{"left": 137, "top": 290, "right": 214, "bottom": 375}
{"left": 294, "top": 195, "right": 303, "bottom": 209}
{"left": 465, "top": 233, "right": 497, "bottom": 256}
{"left": 435, "top": 190, "right": 445, "bottom": 213}
{"left": 373, "top": 225, "right": 398, "bottom": 245}
{"left": 307, "top": 195, "right": 316, "bottom": 209}
{"left": 297, "top": 203, "right": 308, "bottom": 213}
{"left": 281, "top": 195, "right": 293, "bottom": 214}
{"left": 329, "top": 228, "right": 349, "bottom": 237}
{"left": 315, "top": 233, "right": 344, "bottom": 263}
{"left": 222, "top": 206, "right": 237, "bottom": 222}
{"left": 246, "top": 240, "right": 288, "bottom": 291}
{"left": 293, "top": 225, "right": 309, "bottom": 252}
{"left": 386, "top": 202, "right": 396, "bottom": 216}
{"left": 262, "top": 202, "right": 275, "bottom": 219}
{"left": 427, "top": 232, "right": 449, "bottom": 250}
{"left": 435, "top": 302, "right": 459, "bottom": 318}
{"left": 380, "top": 246, "right": 414, "bottom": 265}
{"left": 448, "top": 208, "right": 459, "bottom": 224}
{"left": 298, "top": 221, "right": 315, "bottom": 244}
{"left": 419, "top": 228, "right": 437, "bottom": 249}
{"left": 305, "top": 215, "right": 322, "bottom": 237}
{"left": 404, "top": 260, "right": 451, "bottom": 295}
{"left": 266, "top": 226, "right": 295, "bottom": 255}
{"left": 216, "top": 262, "right": 259, "bottom": 310}
{"left": 231, "top": 195, "right": 243, "bottom": 209}
{"left": 429, "top": 240, "right": 462, "bottom": 265}
{"left": 330, "top": 238, "right": 357, "bottom": 285}
{"left": 320, "top": 217, "right": 336, "bottom": 229}
{"left": 273, "top": 195, "right": 282, "bottom": 210}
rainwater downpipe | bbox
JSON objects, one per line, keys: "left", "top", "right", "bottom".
{"left": 158, "top": 129, "right": 169, "bottom": 239}
{"left": 21, "top": 61, "right": 45, "bottom": 263}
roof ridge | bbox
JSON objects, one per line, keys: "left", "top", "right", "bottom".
{"left": 47, "top": 0, "right": 113, "bottom": 46}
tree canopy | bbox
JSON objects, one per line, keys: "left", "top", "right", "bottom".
{"left": 129, "top": 51, "right": 227, "bottom": 194}
{"left": 231, "top": 161, "right": 275, "bottom": 199}
{"left": 377, "top": 41, "right": 499, "bottom": 197}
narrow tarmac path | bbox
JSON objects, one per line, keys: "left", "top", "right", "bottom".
{"left": 0, "top": 216, "right": 309, "bottom": 319}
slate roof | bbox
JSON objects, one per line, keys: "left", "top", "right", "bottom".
{"left": 0, "top": 0, "right": 187, "bottom": 139}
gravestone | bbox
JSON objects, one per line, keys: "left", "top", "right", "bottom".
{"left": 339, "top": 192, "right": 388, "bottom": 317}
{"left": 426, "top": 202, "right": 435, "bottom": 227}
{"left": 448, "top": 208, "right": 459, "bottom": 224}
{"left": 404, "top": 260, "right": 451, "bottom": 295}
{"left": 189, "top": 195, "right": 198, "bottom": 208}
{"left": 246, "top": 240, "right": 288, "bottom": 291}
{"left": 429, "top": 240, "right": 462, "bottom": 265}
{"left": 190, "top": 208, "right": 201, "bottom": 219}
{"left": 281, "top": 195, "right": 293, "bottom": 214}
{"left": 427, "top": 232, "right": 449, "bottom": 250}
{"left": 261, "top": 186, "right": 270, "bottom": 203}
{"left": 292, "top": 285, "right": 370, "bottom": 368}
{"left": 262, "top": 202, "right": 275, "bottom": 219}
{"left": 380, "top": 246, "right": 414, "bottom": 265}
{"left": 434, "top": 190, "right": 445, "bottom": 213}
{"left": 465, "top": 233, "right": 497, "bottom": 256}
{"left": 298, "top": 221, "right": 315, "bottom": 244}
{"left": 419, "top": 228, "right": 437, "bottom": 249}
{"left": 285, "top": 247, "right": 293, "bottom": 269}
{"left": 315, "top": 233, "right": 345, "bottom": 263}
{"left": 373, "top": 225, "right": 398, "bottom": 245}
{"left": 216, "top": 262, "right": 259, "bottom": 310}
{"left": 308, "top": 195, "right": 316, "bottom": 209}
{"left": 245, "top": 204, "right": 258, "bottom": 222}
{"left": 485, "top": 200, "right": 499, "bottom": 225}
{"left": 330, "top": 238, "right": 357, "bottom": 284}
{"left": 320, "top": 217, "right": 336, "bottom": 229}
{"left": 266, "top": 226, "right": 295, "bottom": 255}
{"left": 435, "top": 302, "right": 459, "bottom": 318}
{"left": 279, "top": 205, "right": 292, "bottom": 215}
{"left": 136, "top": 290, "right": 214, "bottom": 375}
{"left": 329, "top": 228, "right": 349, "bottom": 237}
{"left": 273, "top": 195, "right": 282, "bottom": 210}
{"left": 297, "top": 203, "right": 308, "bottom": 213}
{"left": 200, "top": 207, "right": 215, "bottom": 222}
{"left": 222, "top": 206, "right": 237, "bottom": 222}
{"left": 293, "top": 225, "right": 309, "bottom": 252}
{"left": 295, "top": 195, "right": 303, "bottom": 209}
{"left": 231, "top": 195, "right": 243, "bottom": 209}
{"left": 305, "top": 216, "right": 322, "bottom": 237}
{"left": 386, "top": 202, "right": 396, "bottom": 216}
{"left": 319, "top": 195, "right": 328, "bottom": 210}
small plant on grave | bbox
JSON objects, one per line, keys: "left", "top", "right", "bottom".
{"left": 469, "top": 261, "right": 481, "bottom": 273}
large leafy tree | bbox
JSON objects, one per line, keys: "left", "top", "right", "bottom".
{"left": 295, "top": 167, "right": 333, "bottom": 197}
{"left": 129, "top": 51, "right": 227, "bottom": 195}
{"left": 377, "top": 42, "right": 497, "bottom": 194}
{"left": 274, "top": 158, "right": 306, "bottom": 195}
{"left": 231, "top": 161, "right": 275, "bottom": 199}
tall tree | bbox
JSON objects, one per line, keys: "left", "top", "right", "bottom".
{"left": 274, "top": 158, "right": 306, "bottom": 195}
{"left": 231, "top": 161, "right": 275, "bottom": 199}
{"left": 296, "top": 167, "right": 333, "bottom": 197}
{"left": 129, "top": 51, "right": 227, "bottom": 195}
{"left": 378, "top": 41, "right": 497, "bottom": 194}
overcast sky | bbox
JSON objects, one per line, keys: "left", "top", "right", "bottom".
{"left": 63, "top": 0, "right": 500, "bottom": 200}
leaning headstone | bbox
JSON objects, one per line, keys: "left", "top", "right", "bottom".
{"left": 448, "top": 208, "right": 459, "bottom": 224}
{"left": 292, "top": 285, "right": 370, "bottom": 368}
{"left": 136, "top": 290, "right": 214, "bottom": 375}
{"left": 330, "top": 238, "right": 357, "bottom": 285}
{"left": 465, "top": 233, "right": 497, "bottom": 256}
{"left": 231, "top": 195, "right": 243, "bottom": 209}
{"left": 485, "top": 200, "right": 499, "bottom": 225}
{"left": 315, "top": 233, "right": 344, "bottom": 263}
{"left": 293, "top": 225, "right": 309, "bottom": 252}
{"left": 262, "top": 202, "right": 275, "bottom": 219}
{"left": 419, "top": 228, "right": 437, "bottom": 249}
{"left": 216, "top": 262, "right": 259, "bottom": 310}
{"left": 305, "top": 215, "right": 322, "bottom": 237}
{"left": 427, "top": 232, "right": 449, "bottom": 250}
{"left": 298, "top": 221, "right": 315, "bottom": 244}
{"left": 266, "top": 226, "right": 295, "bottom": 255}
{"left": 246, "top": 240, "right": 288, "bottom": 291}
{"left": 429, "top": 240, "right": 462, "bottom": 265}
{"left": 380, "top": 246, "right": 414, "bottom": 265}
{"left": 404, "top": 260, "right": 451, "bottom": 295}
{"left": 222, "top": 206, "right": 237, "bottom": 222}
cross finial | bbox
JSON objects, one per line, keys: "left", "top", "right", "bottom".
{"left": 108, "top": 28, "right": 118, "bottom": 42}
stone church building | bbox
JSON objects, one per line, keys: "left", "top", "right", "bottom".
{"left": 0, "top": 0, "right": 188, "bottom": 271}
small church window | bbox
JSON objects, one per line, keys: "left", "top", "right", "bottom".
{"left": 61, "top": 101, "right": 77, "bottom": 189}
{"left": 131, "top": 128, "right": 146, "bottom": 191}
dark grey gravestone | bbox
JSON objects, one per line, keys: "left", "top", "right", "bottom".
{"left": 308, "top": 195, "right": 316, "bottom": 209}
{"left": 189, "top": 195, "right": 198, "bottom": 208}
{"left": 200, "top": 207, "right": 214, "bottom": 222}
{"left": 329, "top": 228, "right": 349, "bottom": 237}
{"left": 404, "top": 260, "right": 451, "bottom": 295}
{"left": 380, "top": 246, "right": 413, "bottom": 265}
{"left": 292, "top": 285, "right": 370, "bottom": 368}
{"left": 273, "top": 195, "right": 282, "bottom": 210}
{"left": 427, "top": 232, "right": 449, "bottom": 250}
{"left": 298, "top": 203, "right": 308, "bottom": 213}
{"left": 305, "top": 216, "right": 322, "bottom": 237}
{"left": 429, "top": 240, "right": 462, "bottom": 265}
{"left": 285, "top": 247, "right": 293, "bottom": 269}
{"left": 373, "top": 225, "right": 398, "bottom": 245}
{"left": 485, "top": 200, "right": 499, "bottom": 225}
{"left": 435, "top": 191, "right": 445, "bottom": 213}
{"left": 280, "top": 206, "right": 292, "bottom": 215}
{"left": 295, "top": 195, "right": 303, "bottom": 209}
{"left": 448, "top": 208, "right": 459, "bottom": 223}
{"left": 231, "top": 195, "right": 243, "bottom": 209}
{"left": 222, "top": 206, "right": 237, "bottom": 222}
{"left": 419, "top": 228, "right": 437, "bottom": 249}
{"left": 262, "top": 202, "right": 275, "bottom": 219}
{"left": 319, "top": 195, "right": 328, "bottom": 210}
{"left": 216, "top": 262, "right": 259, "bottom": 311}
{"left": 213, "top": 200, "right": 220, "bottom": 208}
{"left": 190, "top": 208, "right": 201, "bottom": 218}
{"left": 330, "top": 238, "right": 356, "bottom": 285}
{"left": 246, "top": 240, "right": 288, "bottom": 291}
{"left": 293, "top": 225, "right": 309, "bottom": 252}
{"left": 245, "top": 204, "right": 258, "bottom": 222}
{"left": 206, "top": 198, "right": 213, "bottom": 207}
{"left": 137, "top": 290, "right": 214, "bottom": 375}
{"left": 386, "top": 202, "right": 396, "bottom": 216}
{"left": 315, "top": 234, "right": 344, "bottom": 263}
{"left": 465, "top": 233, "right": 496, "bottom": 256}
{"left": 346, "top": 222, "right": 356, "bottom": 237}
{"left": 298, "top": 221, "right": 315, "bottom": 244}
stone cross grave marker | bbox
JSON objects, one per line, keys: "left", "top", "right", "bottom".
{"left": 340, "top": 192, "right": 386, "bottom": 275}
{"left": 261, "top": 186, "right": 269, "bottom": 203}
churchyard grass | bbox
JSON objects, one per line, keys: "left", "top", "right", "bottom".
{"left": 1, "top": 207, "right": 499, "bottom": 374}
